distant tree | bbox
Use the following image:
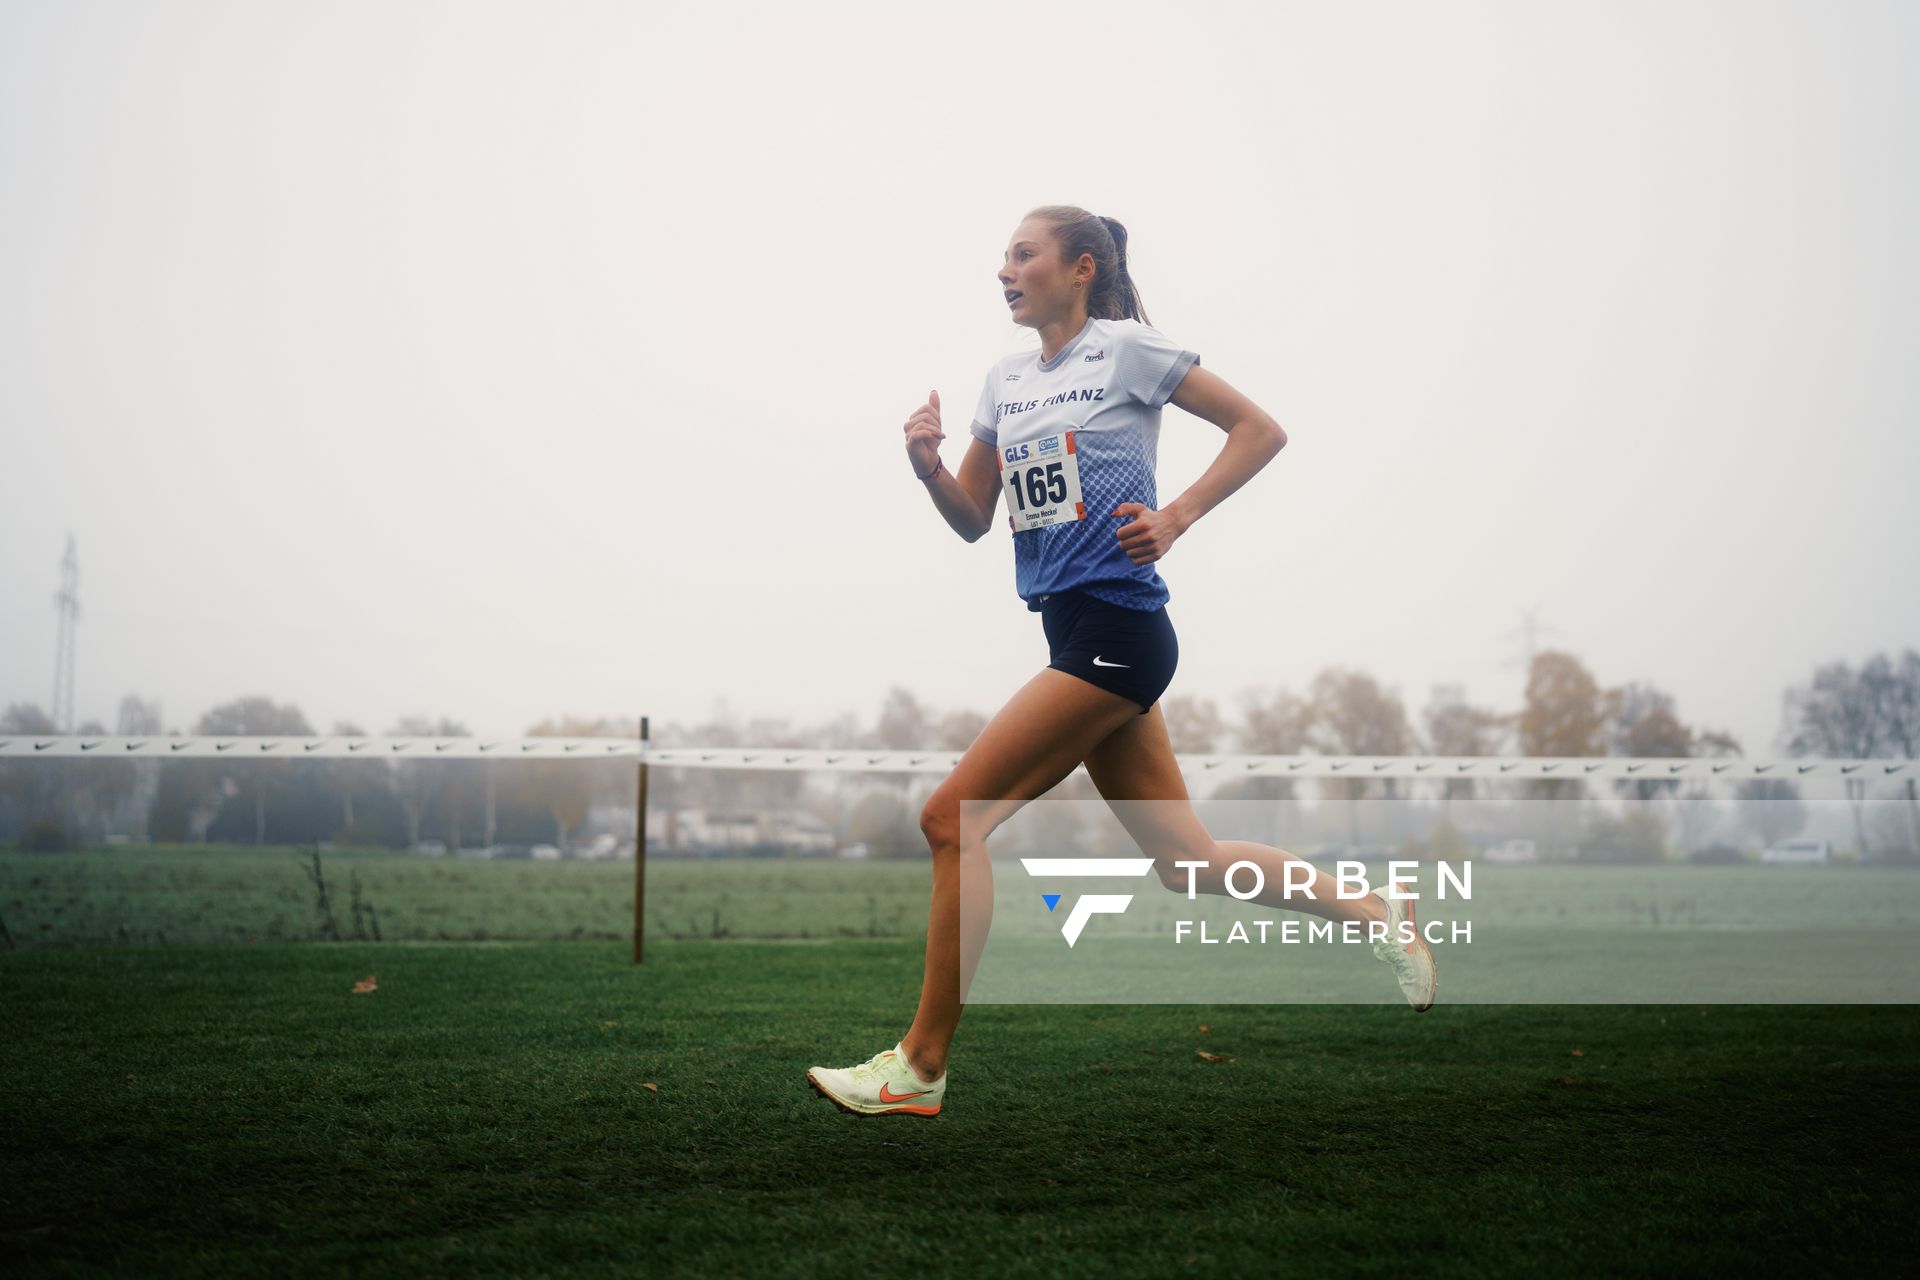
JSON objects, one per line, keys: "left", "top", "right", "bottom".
{"left": 1784, "top": 657, "right": 1891, "bottom": 859}
{"left": 1784, "top": 659, "right": 1881, "bottom": 757}
{"left": 873, "top": 687, "right": 933, "bottom": 749}
{"left": 193, "top": 697, "right": 317, "bottom": 845}
{"left": 1676, "top": 729, "right": 1742, "bottom": 852}
{"left": 1298, "top": 669, "right": 1412, "bottom": 846}
{"left": 1605, "top": 682, "right": 1694, "bottom": 801}
{"left": 388, "top": 714, "right": 448, "bottom": 849}
{"left": 1237, "top": 687, "right": 1315, "bottom": 756}
{"left": 520, "top": 716, "right": 607, "bottom": 851}
{"left": 1305, "top": 668, "right": 1414, "bottom": 759}
{"left": 147, "top": 741, "right": 219, "bottom": 843}
{"left": 1518, "top": 651, "right": 1609, "bottom": 801}
{"left": 934, "top": 709, "right": 988, "bottom": 752}
{"left": 1695, "top": 729, "right": 1742, "bottom": 756}
{"left": 1421, "top": 689, "right": 1508, "bottom": 801}
{"left": 808, "top": 710, "right": 865, "bottom": 750}
{"left": 388, "top": 715, "right": 500, "bottom": 852}
{"left": 1735, "top": 778, "right": 1807, "bottom": 848}
{"left": 74, "top": 699, "right": 145, "bottom": 836}
{"left": 324, "top": 721, "right": 390, "bottom": 842}
{"left": 1305, "top": 669, "right": 1414, "bottom": 827}
{"left": 62, "top": 717, "right": 113, "bottom": 843}
{"left": 653, "top": 704, "right": 744, "bottom": 819}
{"left": 101, "top": 695, "right": 166, "bottom": 842}
{"left": 433, "top": 719, "right": 479, "bottom": 852}
{"left": 1214, "top": 685, "right": 1313, "bottom": 805}
{"left": 1784, "top": 650, "right": 1920, "bottom": 861}
{"left": 0, "top": 702, "right": 115, "bottom": 840}
{"left": 648, "top": 705, "right": 801, "bottom": 815}
{"left": 1863, "top": 650, "right": 1920, "bottom": 860}
{"left": 0, "top": 703, "right": 61, "bottom": 843}
{"left": 1872, "top": 650, "right": 1920, "bottom": 759}
{"left": 1161, "top": 694, "right": 1224, "bottom": 755}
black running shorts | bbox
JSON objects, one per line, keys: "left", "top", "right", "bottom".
{"left": 1039, "top": 588, "right": 1179, "bottom": 715}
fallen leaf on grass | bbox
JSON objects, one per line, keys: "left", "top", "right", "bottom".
{"left": 1555, "top": 1076, "right": 1577, "bottom": 1085}
{"left": 1195, "top": 1050, "right": 1235, "bottom": 1064}
{"left": 642, "top": 1083, "right": 658, "bottom": 1093}
{"left": 1570, "top": 1049, "right": 1583, "bottom": 1057}
{"left": 705, "top": 1079, "right": 718, "bottom": 1087}
{"left": 351, "top": 976, "right": 377, "bottom": 994}
{"left": 600, "top": 1020, "right": 619, "bottom": 1029}
{"left": 1198, "top": 1025, "right": 1209, "bottom": 1034}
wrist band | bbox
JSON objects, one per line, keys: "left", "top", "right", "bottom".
{"left": 914, "top": 457, "right": 943, "bottom": 482}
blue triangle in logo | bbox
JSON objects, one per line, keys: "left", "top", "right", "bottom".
{"left": 1042, "top": 894, "right": 1061, "bottom": 912}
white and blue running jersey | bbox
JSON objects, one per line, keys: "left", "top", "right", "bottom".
{"left": 969, "top": 317, "right": 1200, "bottom": 612}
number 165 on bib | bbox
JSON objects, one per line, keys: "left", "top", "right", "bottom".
{"left": 1001, "top": 431, "right": 1086, "bottom": 534}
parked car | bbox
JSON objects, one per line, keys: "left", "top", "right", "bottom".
{"left": 1761, "top": 839, "right": 1832, "bottom": 864}
{"left": 412, "top": 840, "right": 448, "bottom": 857}
{"left": 530, "top": 844, "right": 562, "bottom": 861}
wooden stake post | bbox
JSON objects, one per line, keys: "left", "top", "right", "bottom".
{"left": 633, "top": 715, "right": 649, "bottom": 964}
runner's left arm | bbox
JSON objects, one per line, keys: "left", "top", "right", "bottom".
{"left": 1161, "top": 364, "right": 1287, "bottom": 534}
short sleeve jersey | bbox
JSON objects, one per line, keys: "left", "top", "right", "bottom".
{"left": 969, "top": 317, "right": 1200, "bottom": 612}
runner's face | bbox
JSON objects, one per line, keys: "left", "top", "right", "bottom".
{"left": 998, "top": 221, "right": 1085, "bottom": 329}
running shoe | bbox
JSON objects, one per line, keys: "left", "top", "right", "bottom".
{"left": 807, "top": 1043, "right": 946, "bottom": 1116}
{"left": 1370, "top": 885, "right": 1438, "bottom": 1012}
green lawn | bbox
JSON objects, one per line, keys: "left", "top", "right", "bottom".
{"left": 2, "top": 848, "right": 1913, "bottom": 1274}
{"left": 0, "top": 847, "right": 935, "bottom": 946}
{"left": 3, "top": 938, "right": 1915, "bottom": 1277}
{"left": 5, "top": 846, "right": 1915, "bottom": 947}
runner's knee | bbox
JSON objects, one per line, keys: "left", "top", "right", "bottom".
{"left": 919, "top": 794, "right": 959, "bottom": 855}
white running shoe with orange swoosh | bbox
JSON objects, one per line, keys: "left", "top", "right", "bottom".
{"left": 807, "top": 1043, "right": 946, "bottom": 1116}
{"left": 1371, "top": 884, "right": 1438, "bottom": 1012}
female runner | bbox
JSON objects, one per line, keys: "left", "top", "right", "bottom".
{"left": 808, "top": 206, "right": 1436, "bottom": 1117}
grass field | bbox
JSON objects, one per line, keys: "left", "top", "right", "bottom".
{"left": 5, "top": 845, "right": 1916, "bottom": 946}
{"left": 3, "top": 848, "right": 1915, "bottom": 1275}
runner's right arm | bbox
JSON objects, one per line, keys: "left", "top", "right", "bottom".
{"left": 904, "top": 390, "right": 1002, "bottom": 542}
{"left": 941, "top": 437, "right": 1002, "bottom": 542}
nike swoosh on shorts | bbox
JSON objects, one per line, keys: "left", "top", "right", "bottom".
{"left": 1091, "top": 656, "right": 1130, "bottom": 668}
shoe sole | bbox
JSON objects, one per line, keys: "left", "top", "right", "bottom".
{"left": 1411, "top": 936, "right": 1437, "bottom": 1012}
{"left": 806, "top": 1070, "right": 941, "bottom": 1117}
{"left": 1403, "top": 891, "right": 1437, "bottom": 1013}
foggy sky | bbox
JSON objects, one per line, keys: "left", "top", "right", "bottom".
{"left": 3, "top": 0, "right": 1916, "bottom": 756}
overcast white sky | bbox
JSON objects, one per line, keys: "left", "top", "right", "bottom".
{"left": 2, "top": 0, "right": 1915, "bottom": 754}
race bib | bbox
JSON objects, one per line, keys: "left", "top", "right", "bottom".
{"left": 1000, "top": 431, "right": 1086, "bottom": 534}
